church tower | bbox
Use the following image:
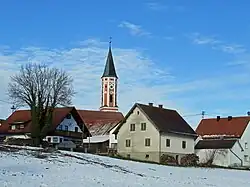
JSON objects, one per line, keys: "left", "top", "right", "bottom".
{"left": 100, "top": 39, "right": 119, "bottom": 112}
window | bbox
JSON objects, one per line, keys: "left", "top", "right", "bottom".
{"left": 20, "top": 124, "right": 24, "bottom": 129}
{"left": 125, "top": 139, "right": 131, "bottom": 147}
{"left": 60, "top": 138, "right": 63, "bottom": 143}
{"left": 145, "top": 138, "right": 151, "bottom": 146}
{"left": 11, "top": 125, "right": 16, "bottom": 130}
{"left": 115, "top": 134, "right": 117, "bottom": 140}
{"left": 244, "top": 155, "right": 248, "bottom": 162}
{"left": 47, "top": 137, "right": 51, "bottom": 142}
{"left": 9, "top": 125, "right": 11, "bottom": 130}
{"left": 65, "top": 125, "right": 68, "bottom": 131}
{"left": 66, "top": 114, "right": 71, "bottom": 119}
{"left": 16, "top": 125, "right": 20, "bottom": 130}
{"left": 53, "top": 137, "right": 58, "bottom": 143}
{"left": 182, "top": 141, "right": 186, "bottom": 149}
{"left": 58, "top": 125, "right": 63, "bottom": 130}
{"left": 145, "top": 154, "right": 149, "bottom": 159}
{"left": 127, "top": 154, "right": 130, "bottom": 158}
{"left": 130, "top": 124, "right": 135, "bottom": 131}
{"left": 109, "top": 95, "right": 113, "bottom": 103}
{"left": 245, "top": 143, "right": 248, "bottom": 149}
{"left": 137, "top": 111, "right": 139, "bottom": 115}
{"left": 141, "top": 123, "right": 146, "bottom": 131}
{"left": 75, "top": 127, "right": 78, "bottom": 132}
{"left": 166, "top": 139, "right": 170, "bottom": 147}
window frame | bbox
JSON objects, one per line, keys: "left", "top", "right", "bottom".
{"left": 141, "top": 123, "right": 146, "bottom": 131}
{"left": 125, "top": 139, "right": 131, "bottom": 147}
{"left": 182, "top": 141, "right": 186, "bottom": 149}
{"left": 166, "top": 139, "right": 171, "bottom": 147}
{"left": 145, "top": 138, "right": 151, "bottom": 147}
{"left": 130, "top": 123, "right": 135, "bottom": 131}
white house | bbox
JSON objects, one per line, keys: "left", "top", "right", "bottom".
{"left": 195, "top": 116, "right": 250, "bottom": 168}
{"left": 0, "top": 107, "right": 91, "bottom": 147}
{"left": 113, "top": 103, "right": 198, "bottom": 163}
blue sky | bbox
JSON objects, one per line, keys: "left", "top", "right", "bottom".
{"left": 1, "top": 0, "right": 250, "bottom": 127}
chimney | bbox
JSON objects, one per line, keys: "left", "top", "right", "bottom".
{"left": 216, "top": 116, "right": 220, "bottom": 121}
{"left": 158, "top": 104, "right": 163, "bottom": 108}
{"left": 247, "top": 111, "right": 250, "bottom": 116}
{"left": 228, "top": 116, "right": 233, "bottom": 121}
{"left": 148, "top": 103, "right": 153, "bottom": 106}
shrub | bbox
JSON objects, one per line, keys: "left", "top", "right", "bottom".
{"left": 160, "top": 154, "right": 177, "bottom": 165}
{"left": 180, "top": 154, "right": 199, "bottom": 166}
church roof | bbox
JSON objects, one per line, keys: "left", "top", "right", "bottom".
{"left": 101, "top": 47, "right": 118, "bottom": 78}
{"left": 77, "top": 110, "right": 124, "bottom": 136}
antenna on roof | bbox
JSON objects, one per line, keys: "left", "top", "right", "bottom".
{"left": 11, "top": 105, "right": 16, "bottom": 113}
{"left": 202, "top": 111, "right": 205, "bottom": 119}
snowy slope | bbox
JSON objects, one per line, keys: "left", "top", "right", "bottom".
{"left": 0, "top": 146, "right": 250, "bottom": 187}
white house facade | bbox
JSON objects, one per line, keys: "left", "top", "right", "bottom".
{"left": 195, "top": 116, "right": 250, "bottom": 168}
{"left": 114, "top": 103, "right": 197, "bottom": 163}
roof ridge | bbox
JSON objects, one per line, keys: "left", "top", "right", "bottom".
{"left": 136, "top": 103, "right": 177, "bottom": 112}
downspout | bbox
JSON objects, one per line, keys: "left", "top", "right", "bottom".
{"left": 159, "top": 131, "right": 161, "bottom": 163}
{"left": 229, "top": 149, "right": 243, "bottom": 167}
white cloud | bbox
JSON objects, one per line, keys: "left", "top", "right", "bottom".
{"left": 164, "top": 36, "right": 174, "bottom": 40}
{"left": 189, "top": 32, "right": 247, "bottom": 54}
{"left": 118, "top": 21, "right": 151, "bottom": 37}
{"left": 146, "top": 2, "right": 168, "bottom": 11}
{"left": 1, "top": 39, "right": 250, "bottom": 128}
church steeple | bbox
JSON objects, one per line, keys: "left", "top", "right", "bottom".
{"left": 101, "top": 37, "right": 118, "bottom": 78}
{"left": 100, "top": 38, "right": 119, "bottom": 112}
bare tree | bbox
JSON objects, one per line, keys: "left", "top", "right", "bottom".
{"left": 204, "top": 149, "right": 227, "bottom": 166}
{"left": 8, "top": 63, "right": 75, "bottom": 146}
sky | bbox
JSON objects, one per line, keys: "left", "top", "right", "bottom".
{"left": 1, "top": 0, "right": 250, "bottom": 128}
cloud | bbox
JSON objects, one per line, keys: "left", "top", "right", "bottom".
{"left": 146, "top": 2, "right": 168, "bottom": 11}
{"left": 118, "top": 21, "right": 151, "bottom": 37}
{"left": 1, "top": 39, "right": 250, "bottom": 128}
{"left": 189, "top": 32, "right": 247, "bottom": 54}
{"left": 164, "top": 36, "right": 174, "bottom": 40}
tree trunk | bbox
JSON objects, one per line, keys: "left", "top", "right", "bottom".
{"left": 30, "top": 106, "right": 41, "bottom": 147}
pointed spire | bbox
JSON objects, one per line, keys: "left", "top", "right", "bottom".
{"left": 101, "top": 37, "right": 118, "bottom": 78}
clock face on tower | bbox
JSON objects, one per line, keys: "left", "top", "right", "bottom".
{"left": 109, "top": 82, "right": 114, "bottom": 90}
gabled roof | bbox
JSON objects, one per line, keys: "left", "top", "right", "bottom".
{"left": 196, "top": 116, "right": 250, "bottom": 138}
{"left": 114, "top": 103, "right": 197, "bottom": 137}
{"left": 0, "top": 107, "right": 90, "bottom": 135}
{"left": 77, "top": 110, "right": 124, "bottom": 135}
{"left": 101, "top": 47, "right": 118, "bottom": 78}
{"left": 195, "top": 139, "right": 237, "bottom": 149}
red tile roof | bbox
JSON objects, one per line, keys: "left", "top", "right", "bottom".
{"left": 77, "top": 110, "right": 124, "bottom": 135}
{"left": 0, "top": 107, "right": 88, "bottom": 135}
{"left": 196, "top": 116, "right": 250, "bottom": 138}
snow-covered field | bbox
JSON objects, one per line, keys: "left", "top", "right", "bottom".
{"left": 0, "top": 146, "right": 250, "bottom": 187}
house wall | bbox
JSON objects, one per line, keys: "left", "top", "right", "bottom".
{"left": 109, "top": 124, "right": 119, "bottom": 149}
{"left": 238, "top": 122, "right": 250, "bottom": 166}
{"left": 195, "top": 149, "right": 230, "bottom": 167}
{"left": 45, "top": 113, "right": 82, "bottom": 144}
{"left": 117, "top": 106, "right": 160, "bottom": 163}
{"left": 56, "top": 113, "right": 82, "bottom": 132}
{"left": 160, "top": 133, "right": 195, "bottom": 163}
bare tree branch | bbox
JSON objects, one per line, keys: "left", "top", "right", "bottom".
{"left": 8, "top": 62, "right": 75, "bottom": 146}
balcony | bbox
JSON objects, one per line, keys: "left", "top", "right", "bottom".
{"left": 52, "top": 130, "right": 85, "bottom": 139}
